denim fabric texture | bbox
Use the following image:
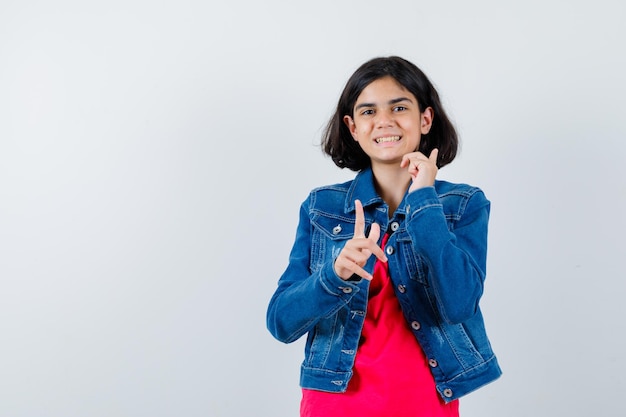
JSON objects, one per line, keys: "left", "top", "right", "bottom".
{"left": 267, "top": 168, "right": 501, "bottom": 402}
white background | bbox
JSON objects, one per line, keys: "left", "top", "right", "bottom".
{"left": 1, "top": 1, "right": 625, "bottom": 416}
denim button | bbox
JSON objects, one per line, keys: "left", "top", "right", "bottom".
{"left": 390, "top": 221, "right": 399, "bottom": 232}
{"left": 386, "top": 246, "right": 394, "bottom": 255}
{"left": 341, "top": 287, "right": 352, "bottom": 294}
{"left": 443, "top": 389, "right": 453, "bottom": 398}
{"left": 397, "top": 284, "right": 406, "bottom": 293}
{"left": 332, "top": 225, "right": 342, "bottom": 235}
{"left": 429, "top": 359, "right": 438, "bottom": 368}
{"left": 411, "top": 321, "right": 421, "bottom": 330}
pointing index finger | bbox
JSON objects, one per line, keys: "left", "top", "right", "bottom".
{"left": 353, "top": 199, "right": 365, "bottom": 238}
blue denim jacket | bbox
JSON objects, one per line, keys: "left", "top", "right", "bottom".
{"left": 267, "top": 168, "right": 501, "bottom": 402}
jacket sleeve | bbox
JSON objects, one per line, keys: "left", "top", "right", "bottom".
{"left": 266, "top": 197, "right": 364, "bottom": 343}
{"left": 404, "top": 186, "right": 490, "bottom": 324}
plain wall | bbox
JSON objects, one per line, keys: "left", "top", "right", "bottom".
{"left": 1, "top": 0, "right": 625, "bottom": 416}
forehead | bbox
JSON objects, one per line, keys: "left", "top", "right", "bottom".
{"left": 355, "top": 76, "right": 415, "bottom": 104}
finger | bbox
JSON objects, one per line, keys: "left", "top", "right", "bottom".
{"left": 370, "top": 244, "right": 388, "bottom": 263}
{"left": 400, "top": 154, "right": 410, "bottom": 168}
{"left": 353, "top": 199, "right": 365, "bottom": 238}
{"left": 429, "top": 148, "right": 439, "bottom": 163}
{"left": 366, "top": 224, "right": 387, "bottom": 262}
{"left": 337, "top": 249, "right": 368, "bottom": 269}
{"left": 336, "top": 237, "right": 386, "bottom": 274}
{"left": 361, "top": 239, "right": 388, "bottom": 263}
{"left": 348, "top": 265, "right": 373, "bottom": 281}
{"left": 367, "top": 222, "right": 380, "bottom": 244}
{"left": 401, "top": 152, "right": 428, "bottom": 168}
{"left": 400, "top": 152, "right": 419, "bottom": 168}
{"left": 335, "top": 252, "right": 373, "bottom": 281}
{"left": 406, "top": 160, "right": 420, "bottom": 177}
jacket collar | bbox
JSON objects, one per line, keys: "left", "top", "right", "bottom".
{"left": 344, "top": 168, "right": 383, "bottom": 213}
{"left": 344, "top": 167, "right": 410, "bottom": 217}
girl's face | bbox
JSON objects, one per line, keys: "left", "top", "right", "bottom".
{"left": 343, "top": 76, "right": 433, "bottom": 169}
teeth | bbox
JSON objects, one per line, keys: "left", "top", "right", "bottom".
{"left": 375, "top": 136, "right": 400, "bottom": 143}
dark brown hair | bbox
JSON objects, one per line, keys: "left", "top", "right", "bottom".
{"left": 322, "top": 56, "right": 458, "bottom": 171}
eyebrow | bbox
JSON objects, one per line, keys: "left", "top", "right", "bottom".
{"left": 354, "top": 97, "right": 414, "bottom": 111}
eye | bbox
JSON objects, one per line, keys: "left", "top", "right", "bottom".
{"left": 393, "top": 106, "right": 407, "bottom": 112}
{"left": 360, "top": 109, "right": 374, "bottom": 116}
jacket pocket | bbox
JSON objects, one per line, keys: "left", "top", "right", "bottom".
{"left": 309, "top": 212, "right": 356, "bottom": 273}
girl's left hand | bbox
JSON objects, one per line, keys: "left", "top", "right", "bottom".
{"left": 400, "top": 148, "right": 439, "bottom": 193}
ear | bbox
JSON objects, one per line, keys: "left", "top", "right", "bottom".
{"left": 420, "top": 107, "right": 434, "bottom": 134}
{"left": 343, "top": 115, "right": 358, "bottom": 141}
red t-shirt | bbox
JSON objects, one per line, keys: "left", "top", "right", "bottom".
{"left": 301, "top": 234, "right": 459, "bottom": 417}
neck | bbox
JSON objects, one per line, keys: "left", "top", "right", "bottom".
{"left": 371, "top": 163, "right": 412, "bottom": 217}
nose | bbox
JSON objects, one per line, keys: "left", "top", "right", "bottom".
{"left": 375, "top": 110, "right": 394, "bottom": 128}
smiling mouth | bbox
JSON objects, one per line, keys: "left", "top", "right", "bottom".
{"left": 374, "top": 136, "right": 401, "bottom": 144}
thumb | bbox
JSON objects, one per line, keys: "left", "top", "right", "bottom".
{"left": 429, "top": 148, "right": 439, "bottom": 164}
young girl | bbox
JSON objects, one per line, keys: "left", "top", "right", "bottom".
{"left": 267, "top": 56, "right": 501, "bottom": 417}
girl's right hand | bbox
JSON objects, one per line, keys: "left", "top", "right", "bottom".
{"left": 333, "top": 200, "right": 387, "bottom": 281}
